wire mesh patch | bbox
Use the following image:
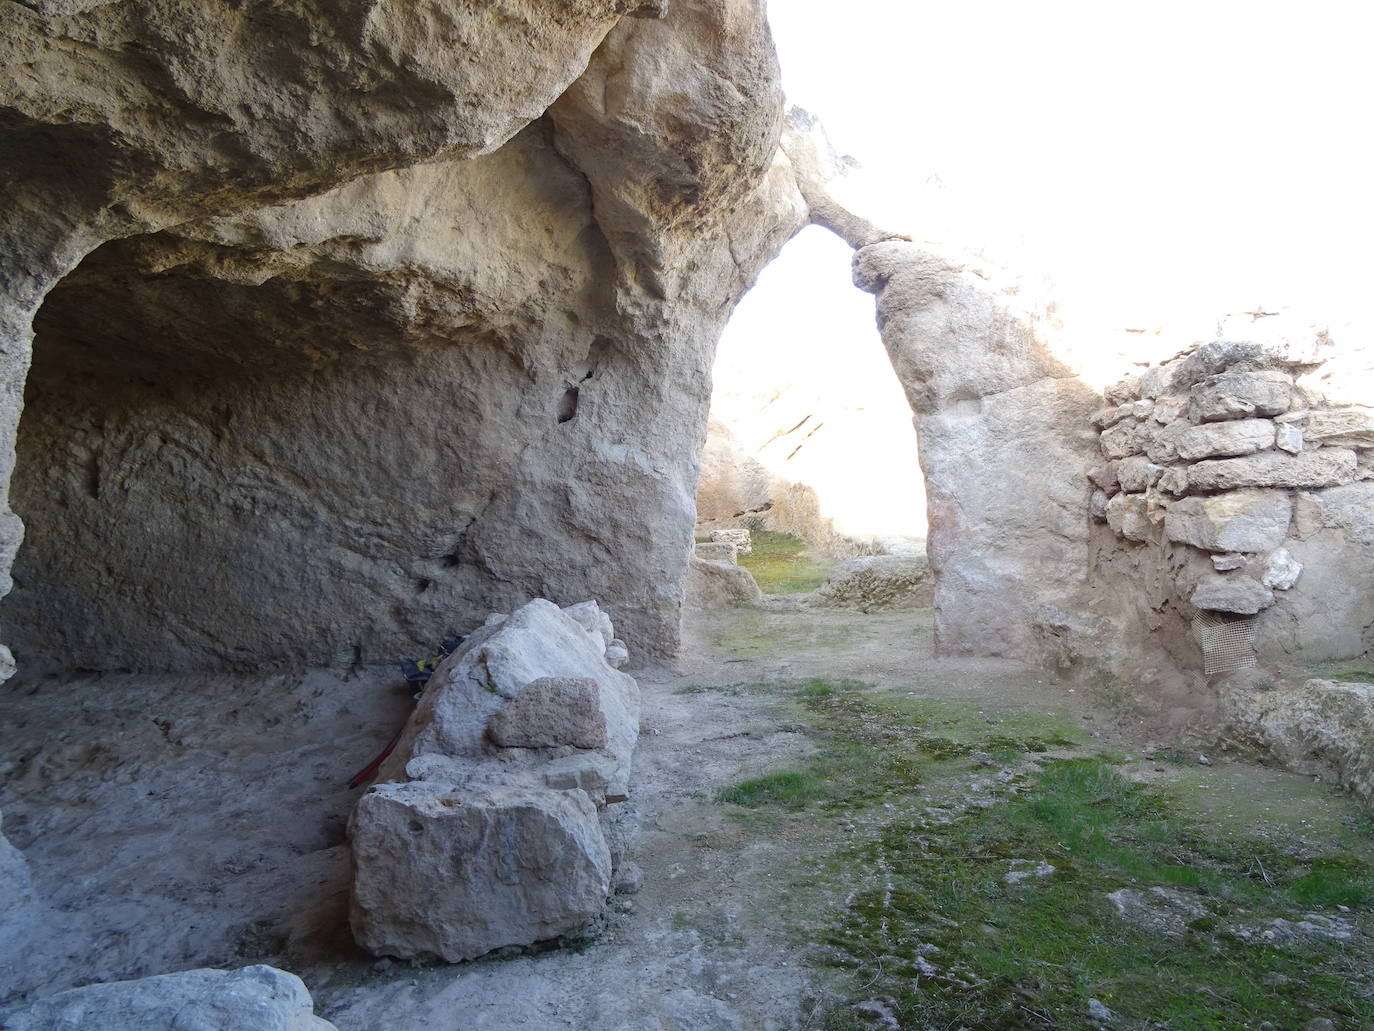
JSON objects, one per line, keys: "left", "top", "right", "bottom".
{"left": 1192, "top": 610, "right": 1258, "bottom": 675}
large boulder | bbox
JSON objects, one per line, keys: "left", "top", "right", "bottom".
{"left": 351, "top": 599, "right": 639, "bottom": 962}
{"left": 684, "top": 554, "right": 764, "bottom": 609}
{"left": 1225, "top": 679, "right": 1374, "bottom": 808}
{"left": 382, "top": 599, "right": 639, "bottom": 785}
{"left": 0, "top": 965, "right": 336, "bottom": 1031}
{"left": 350, "top": 783, "right": 611, "bottom": 963}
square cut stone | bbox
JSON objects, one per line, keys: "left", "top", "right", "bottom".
{"left": 1164, "top": 490, "right": 1291, "bottom": 553}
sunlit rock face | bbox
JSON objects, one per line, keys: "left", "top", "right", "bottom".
{"left": 850, "top": 242, "right": 1102, "bottom": 666}
{"left": 0, "top": 0, "right": 807, "bottom": 671}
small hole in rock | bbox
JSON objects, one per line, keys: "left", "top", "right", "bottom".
{"left": 557, "top": 386, "right": 579, "bottom": 424}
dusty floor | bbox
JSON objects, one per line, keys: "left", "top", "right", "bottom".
{"left": 0, "top": 605, "right": 1368, "bottom": 1029}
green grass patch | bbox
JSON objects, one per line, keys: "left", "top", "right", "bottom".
{"left": 1327, "top": 668, "right": 1374, "bottom": 683}
{"left": 736, "top": 530, "right": 832, "bottom": 594}
{"left": 810, "top": 757, "right": 1374, "bottom": 1030}
{"left": 714, "top": 686, "right": 1374, "bottom": 1030}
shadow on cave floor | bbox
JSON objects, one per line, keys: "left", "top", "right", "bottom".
{"left": 2, "top": 605, "right": 1371, "bottom": 1030}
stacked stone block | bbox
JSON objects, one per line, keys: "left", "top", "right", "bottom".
{"left": 1090, "top": 338, "right": 1372, "bottom": 619}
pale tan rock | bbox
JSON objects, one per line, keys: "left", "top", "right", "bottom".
{"left": 1188, "top": 450, "right": 1357, "bottom": 491}
{"left": 1225, "top": 679, "right": 1374, "bottom": 807}
{"left": 809, "top": 555, "right": 934, "bottom": 611}
{"left": 1189, "top": 369, "right": 1293, "bottom": 422}
{"left": 1303, "top": 407, "right": 1374, "bottom": 448}
{"left": 1090, "top": 489, "right": 1110, "bottom": 521}
{"left": 1174, "top": 419, "right": 1276, "bottom": 461}
{"left": 1152, "top": 394, "right": 1189, "bottom": 424}
{"left": 1144, "top": 418, "right": 1192, "bottom": 464}
{"left": 1164, "top": 490, "right": 1292, "bottom": 553}
{"left": 685, "top": 555, "right": 763, "bottom": 609}
{"left": 1261, "top": 549, "right": 1302, "bottom": 590}
{"left": 350, "top": 782, "right": 611, "bottom": 962}
{"left": 1276, "top": 422, "right": 1304, "bottom": 453}
{"left": 0, "top": 0, "right": 808, "bottom": 673}
{"left": 1088, "top": 464, "right": 1120, "bottom": 494}
{"left": 487, "top": 677, "right": 608, "bottom": 750}
{"left": 1190, "top": 574, "right": 1274, "bottom": 614}
{"left": 695, "top": 541, "right": 739, "bottom": 565}
{"left": 1106, "top": 493, "right": 1152, "bottom": 543}
{"left": 1158, "top": 467, "right": 1190, "bottom": 495}
{"left": 1101, "top": 419, "right": 1147, "bottom": 460}
{"left": 1116, "top": 456, "right": 1165, "bottom": 492}
{"left": 852, "top": 239, "right": 1100, "bottom": 663}
{"left": 710, "top": 529, "right": 753, "bottom": 556}
{"left": 0, "top": 965, "right": 337, "bottom": 1031}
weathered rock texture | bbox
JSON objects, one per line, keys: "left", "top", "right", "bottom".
{"left": 695, "top": 417, "right": 844, "bottom": 547}
{"left": 0, "top": 0, "right": 807, "bottom": 673}
{"left": 851, "top": 244, "right": 1101, "bottom": 664}
{"left": 809, "top": 555, "right": 934, "bottom": 612}
{"left": 350, "top": 599, "right": 639, "bottom": 961}
{"left": 1225, "top": 678, "right": 1374, "bottom": 808}
{"left": 0, "top": 964, "right": 337, "bottom": 1031}
{"left": 1090, "top": 328, "right": 1374, "bottom": 666}
{"left": 0, "top": 809, "right": 32, "bottom": 918}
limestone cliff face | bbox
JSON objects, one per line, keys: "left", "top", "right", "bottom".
{"left": 0, "top": 0, "right": 806, "bottom": 671}
{"left": 851, "top": 242, "right": 1102, "bottom": 665}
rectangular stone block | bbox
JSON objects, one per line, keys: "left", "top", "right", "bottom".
{"left": 1187, "top": 449, "right": 1357, "bottom": 491}
{"left": 694, "top": 541, "right": 738, "bottom": 564}
{"left": 1303, "top": 407, "right": 1374, "bottom": 448}
{"left": 1175, "top": 418, "right": 1275, "bottom": 461}
{"left": 1164, "top": 489, "right": 1292, "bottom": 552}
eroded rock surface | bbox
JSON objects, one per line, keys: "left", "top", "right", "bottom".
{"left": 1225, "top": 678, "right": 1374, "bottom": 808}
{"left": 0, "top": 965, "right": 336, "bottom": 1031}
{"left": 0, "top": 0, "right": 807, "bottom": 673}
{"left": 350, "top": 599, "right": 639, "bottom": 961}
{"left": 810, "top": 554, "right": 933, "bottom": 612}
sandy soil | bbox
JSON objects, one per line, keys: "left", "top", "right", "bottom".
{"left": 0, "top": 605, "right": 1362, "bottom": 1029}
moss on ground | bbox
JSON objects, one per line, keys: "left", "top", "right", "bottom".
{"left": 713, "top": 681, "right": 1374, "bottom": 1031}
{"left": 736, "top": 530, "right": 832, "bottom": 594}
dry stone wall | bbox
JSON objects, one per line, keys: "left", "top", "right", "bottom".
{"left": 1090, "top": 328, "right": 1374, "bottom": 669}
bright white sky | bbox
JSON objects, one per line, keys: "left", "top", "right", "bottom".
{"left": 712, "top": 1, "right": 1372, "bottom": 539}
{"left": 766, "top": 0, "right": 1374, "bottom": 325}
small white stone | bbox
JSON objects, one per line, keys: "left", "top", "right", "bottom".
{"left": 1261, "top": 548, "right": 1302, "bottom": 590}
{"left": 1276, "top": 422, "right": 1303, "bottom": 454}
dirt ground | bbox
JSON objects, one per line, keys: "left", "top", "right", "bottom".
{"left": 0, "top": 605, "right": 1367, "bottom": 1029}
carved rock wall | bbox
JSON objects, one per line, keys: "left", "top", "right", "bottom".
{"left": 0, "top": 0, "right": 806, "bottom": 671}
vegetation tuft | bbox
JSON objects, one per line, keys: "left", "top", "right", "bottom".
{"left": 712, "top": 682, "right": 1374, "bottom": 1030}
{"left": 736, "top": 530, "right": 832, "bottom": 594}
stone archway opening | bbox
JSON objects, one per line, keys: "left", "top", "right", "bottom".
{"left": 690, "top": 223, "right": 932, "bottom": 617}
